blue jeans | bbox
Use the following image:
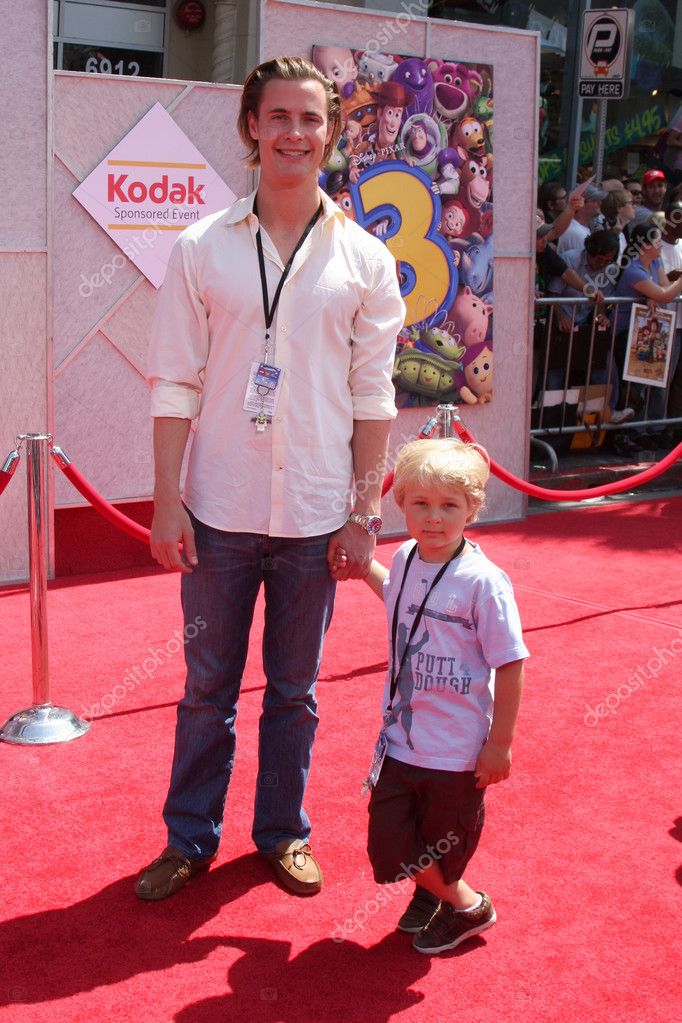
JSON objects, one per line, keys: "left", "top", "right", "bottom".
{"left": 163, "top": 516, "right": 336, "bottom": 858}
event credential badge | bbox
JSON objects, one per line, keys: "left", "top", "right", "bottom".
{"left": 361, "top": 716, "right": 390, "bottom": 796}
{"left": 243, "top": 362, "right": 283, "bottom": 430}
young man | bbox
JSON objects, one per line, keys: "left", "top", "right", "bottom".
{"left": 538, "top": 180, "right": 568, "bottom": 224}
{"left": 634, "top": 169, "right": 668, "bottom": 223}
{"left": 623, "top": 178, "right": 643, "bottom": 206}
{"left": 556, "top": 183, "right": 606, "bottom": 254}
{"left": 138, "top": 57, "right": 405, "bottom": 901}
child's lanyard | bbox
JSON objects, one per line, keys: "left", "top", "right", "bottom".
{"left": 253, "top": 198, "right": 323, "bottom": 360}
{"left": 388, "top": 537, "right": 466, "bottom": 712}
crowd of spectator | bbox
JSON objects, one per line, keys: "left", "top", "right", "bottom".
{"left": 534, "top": 168, "right": 682, "bottom": 456}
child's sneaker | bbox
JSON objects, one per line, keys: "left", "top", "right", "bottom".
{"left": 397, "top": 886, "right": 441, "bottom": 933}
{"left": 412, "top": 892, "right": 496, "bottom": 954}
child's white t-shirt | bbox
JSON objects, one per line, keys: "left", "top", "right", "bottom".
{"left": 380, "top": 539, "right": 529, "bottom": 772}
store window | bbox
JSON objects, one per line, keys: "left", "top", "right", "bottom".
{"left": 53, "top": 1, "right": 166, "bottom": 78}
{"left": 431, "top": 0, "right": 682, "bottom": 183}
{"left": 429, "top": 1, "right": 570, "bottom": 168}
{"left": 585, "top": 0, "right": 681, "bottom": 181}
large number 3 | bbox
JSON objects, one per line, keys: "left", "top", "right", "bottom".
{"left": 352, "top": 162, "right": 457, "bottom": 328}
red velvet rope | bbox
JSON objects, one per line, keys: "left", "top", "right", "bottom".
{"left": 54, "top": 415, "right": 681, "bottom": 544}
{"left": 0, "top": 470, "right": 15, "bottom": 498}
{"left": 453, "top": 420, "right": 682, "bottom": 501}
{"left": 54, "top": 459, "right": 152, "bottom": 545}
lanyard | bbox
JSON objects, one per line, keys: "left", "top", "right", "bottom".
{"left": 253, "top": 197, "right": 323, "bottom": 356}
{"left": 388, "top": 537, "right": 466, "bottom": 710}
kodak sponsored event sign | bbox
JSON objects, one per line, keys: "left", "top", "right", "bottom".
{"left": 73, "top": 102, "right": 236, "bottom": 288}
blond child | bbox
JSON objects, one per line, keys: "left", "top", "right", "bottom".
{"left": 335, "top": 439, "right": 528, "bottom": 954}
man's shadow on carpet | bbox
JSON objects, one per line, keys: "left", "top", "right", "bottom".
{"left": 0, "top": 852, "right": 486, "bottom": 1015}
{"left": 1, "top": 854, "right": 266, "bottom": 1005}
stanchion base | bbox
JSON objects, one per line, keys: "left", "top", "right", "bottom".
{"left": 0, "top": 704, "right": 90, "bottom": 745}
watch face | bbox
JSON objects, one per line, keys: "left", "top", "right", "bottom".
{"left": 349, "top": 513, "right": 382, "bottom": 534}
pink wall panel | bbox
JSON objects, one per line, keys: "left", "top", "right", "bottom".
{"left": 0, "top": 0, "right": 49, "bottom": 581}
{"left": 0, "top": 2, "right": 48, "bottom": 245}
{"left": 52, "top": 160, "right": 142, "bottom": 367}
{"left": 166, "top": 85, "right": 249, "bottom": 197}
{"left": 52, "top": 77, "right": 251, "bottom": 512}
{"left": 54, "top": 76, "right": 187, "bottom": 181}
{"left": 0, "top": 254, "right": 48, "bottom": 581}
{"left": 99, "top": 281, "right": 158, "bottom": 378}
{"left": 53, "top": 333, "right": 154, "bottom": 505}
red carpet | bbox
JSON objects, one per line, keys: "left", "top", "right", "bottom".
{"left": 1, "top": 497, "right": 681, "bottom": 1022}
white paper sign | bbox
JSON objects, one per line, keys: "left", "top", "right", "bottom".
{"left": 73, "top": 102, "right": 236, "bottom": 288}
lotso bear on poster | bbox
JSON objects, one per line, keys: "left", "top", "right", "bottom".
{"left": 312, "top": 45, "right": 494, "bottom": 408}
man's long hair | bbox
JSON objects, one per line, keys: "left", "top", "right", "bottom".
{"left": 238, "top": 56, "right": 342, "bottom": 168}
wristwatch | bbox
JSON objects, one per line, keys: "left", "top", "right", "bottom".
{"left": 348, "top": 512, "right": 382, "bottom": 535}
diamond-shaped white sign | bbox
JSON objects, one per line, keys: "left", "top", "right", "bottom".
{"left": 73, "top": 102, "right": 237, "bottom": 288}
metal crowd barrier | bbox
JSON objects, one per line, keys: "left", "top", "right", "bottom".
{"left": 532, "top": 294, "right": 682, "bottom": 464}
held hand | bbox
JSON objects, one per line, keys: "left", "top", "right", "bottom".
{"left": 329, "top": 546, "right": 348, "bottom": 580}
{"left": 474, "top": 740, "right": 512, "bottom": 789}
{"left": 150, "top": 500, "right": 197, "bottom": 573}
{"left": 326, "top": 522, "right": 376, "bottom": 581}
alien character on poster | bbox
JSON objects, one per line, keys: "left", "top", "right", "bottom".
{"left": 312, "top": 45, "right": 494, "bottom": 408}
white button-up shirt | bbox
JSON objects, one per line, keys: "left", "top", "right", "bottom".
{"left": 148, "top": 188, "right": 405, "bottom": 537}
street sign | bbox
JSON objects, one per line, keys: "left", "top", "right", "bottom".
{"left": 578, "top": 9, "right": 634, "bottom": 100}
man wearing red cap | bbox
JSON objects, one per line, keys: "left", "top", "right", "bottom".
{"left": 634, "top": 169, "right": 668, "bottom": 224}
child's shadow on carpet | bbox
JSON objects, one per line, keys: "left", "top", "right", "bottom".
{"left": 174, "top": 930, "right": 487, "bottom": 1023}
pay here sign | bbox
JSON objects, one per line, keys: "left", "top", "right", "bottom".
{"left": 578, "top": 9, "right": 634, "bottom": 100}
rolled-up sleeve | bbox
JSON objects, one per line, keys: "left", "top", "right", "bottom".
{"left": 147, "top": 231, "right": 210, "bottom": 420}
{"left": 349, "top": 248, "right": 405, "bottom": 420}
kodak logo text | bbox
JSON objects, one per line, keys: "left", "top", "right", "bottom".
{"left": 108, "top": 173, "right": 205, "bottom": 205}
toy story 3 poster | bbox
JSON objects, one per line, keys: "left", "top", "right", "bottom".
{"left": 312, "top": 46, "right": 494, "bottom": 408}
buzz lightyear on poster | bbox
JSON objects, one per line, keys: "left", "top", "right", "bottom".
{"left": 312, "top": 46, "right": 494, "bottom": 408}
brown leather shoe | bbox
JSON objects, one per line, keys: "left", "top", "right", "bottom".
{"left": 135, "top": 845, "right": 216, "bottom": 901}
{"left": 261, "top": 839, "right": 323, "bottom": 895}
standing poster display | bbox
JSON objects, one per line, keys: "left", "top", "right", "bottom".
{"left": 623, "top": 304, "right": 676, "bottom": 388}
{"left": 312, "top": 46, "right": 494, "bottom": 409}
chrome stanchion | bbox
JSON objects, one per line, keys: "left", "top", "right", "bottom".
{"left": 436, "top": 404, "right": 460, "bottom": 438}
{"left": 0, "top": 434, "right": 90, "bottom": 745}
